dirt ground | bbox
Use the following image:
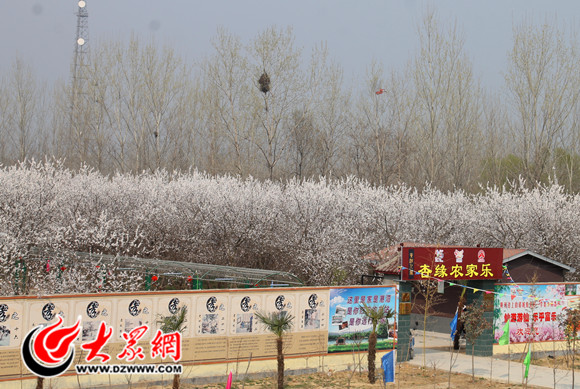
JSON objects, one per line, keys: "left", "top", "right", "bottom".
{"left": 532, "top": 353, "right": 580, "bottom": 371}
{"left": 141, "top": 363, "right": 545, "bottom": 388}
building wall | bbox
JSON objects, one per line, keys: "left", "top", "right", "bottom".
{"left": 502, "top": 255, "right": 565, "bottom": 283}
{"left": 411, "top": 283, "right": 464, "bottom": 319}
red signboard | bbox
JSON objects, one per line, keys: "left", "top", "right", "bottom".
{"left": 401, "top": 247, "right": 503, "bottom": 281}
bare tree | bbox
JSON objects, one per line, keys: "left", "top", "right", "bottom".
{"left": 559, "top": 307, "right": 580, "bottom": 387}
{"left": 383, "top": 69, "right": 417, "bottom": 185}
{"left": 442, "top": 51, "right": 481, "bottom": 190}
{"left": 249, "top": 26, "right": 305, "bottom": 180}
{"left": 463, "top": 301, "right": 492, "bottom": 382}
{"left": 202, "top": 28, "right": 255, "bottom": 176}
{"left": 479, "top": 94, "right": 512, "bottom": 187}
{"left": 141, "top": 44, "right": 191, "bottom": 171}
{"left": 0, "top": 74, "right": 8, "bottom": 164}
{"left": 5, "top": 58, "right": 44, "bottom": 163}
{"left": 351, "top": 61, "right": 393, "bottom": 185}
{"left": 196, "top": 83, "right": 229, "bottom": 175}
{"left": 6, "top": 15, "right": 580, "bottom": 193}
{"left": 505, "top": 20, "right": 580, "bottom": 186}
{"left": 288, "top": 109, "right": 316, "bottom": 179}
{"left": 349, "top": 63, "right": 416, "bottom": 186}
{"left": 556, "top": 102, "right": 580, "bottom": 192}
{"left": 411, "top": 11, "right": 480, "bottom": 190}
{"left": 168, "top": 80, "right": 202, "bottom": 172}
{"left": 77, "top": 37, "right": 194, "bottom": 174}
{"left": 44, "top": 80, "right": 70, "bottom": 164}
{"left": 413, "top": 279, "right": 446, "bottom": 367}
{"left": 306, "top": 43, "right": 350, "bottom": 178}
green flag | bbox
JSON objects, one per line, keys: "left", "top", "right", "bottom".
{"left": 498, "top": 320, "right": 510, "bottom": 345}
{"left": 524, "top": 347, "right": 531, "bottom": 378}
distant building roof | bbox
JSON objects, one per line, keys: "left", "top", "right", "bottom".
{"left": 369, "top": 242, "right": 470, "bottom": 275}
{"left": 368, "top": 242, "right": 433, "bottom": 275}
{"left": 370, "top": 244, "right": 574, "bottom": 275}
{"left": 502, "top": 248, "right": 526, "bottom": 259}
{"left": 503, "top": 249, "right": 575, "bottom": 272}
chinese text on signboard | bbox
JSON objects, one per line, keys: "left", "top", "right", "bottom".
{"left": 401, "top": 247, "right": 503, "bottom": 281}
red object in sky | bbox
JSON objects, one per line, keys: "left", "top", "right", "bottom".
{"left": 375, "top": 89, "right": 385, "bottom": 95}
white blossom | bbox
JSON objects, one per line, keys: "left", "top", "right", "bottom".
{"left": 0, "top": 161, "right": 578, "bottom": 295}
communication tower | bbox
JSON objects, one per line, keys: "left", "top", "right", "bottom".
{"left": 69, "top": 1, "right": 89, "bottom": 143}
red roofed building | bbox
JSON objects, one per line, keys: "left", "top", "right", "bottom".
{"left": 368, "top": 243, "right": 573, "bottom": 283}
{"left": 365, "top": 243, "right": 574, "bottom": 333}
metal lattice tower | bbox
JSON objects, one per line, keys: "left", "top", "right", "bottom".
{"left": 69, "top": 0, "right": 89, "bottom": 153}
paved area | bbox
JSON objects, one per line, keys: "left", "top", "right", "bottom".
{"left": 410, "top": 330, "right": 576, "bottom": 389}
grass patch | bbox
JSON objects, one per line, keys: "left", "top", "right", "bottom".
{"left": 327, "top": 339, "right": 394, "bottom": 353}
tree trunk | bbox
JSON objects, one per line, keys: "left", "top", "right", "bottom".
{"left": 453, "top": 320, "right": 463, "bottom": 350}
{"left": 471, "top": 344, "right": 475, "bottom": 382}
{"left": 277, "top": 337, "right": 284, "bottom": 389}
{"left": 573, "top": 339, "right": 575, "bottom": 389}
{"left": 368, "top": 332, "right": 377, "bottom": 384}
{"left": 448, "top": 337, "right": 455, "bottom": 388}
{"left": 172, "top": 373, "right": 180, "bottom": 389}
{"left": 490, "top": 351, "right": 493, "bottom": 384}
{"left": 552, "top": 333, "right": 556, "bottom": 389}
{"left": 507, "top": 343, "right": 510, "bottom": 385}
{"left": 423, "top": 302, "right": 429, "bottom": 367}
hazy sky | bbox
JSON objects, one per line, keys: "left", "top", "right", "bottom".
{"left": 1, "top": 1, "right": 578, "bottom": 90}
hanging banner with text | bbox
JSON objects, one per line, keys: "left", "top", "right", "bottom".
{"left": 401, "top": 247, "right": 503, "bottom": 281}
{"left": 493, "top": 283, "right": 580, "bottom": 344}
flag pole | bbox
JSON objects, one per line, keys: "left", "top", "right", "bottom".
{"left": 521, "top": 343, "right": 526, "bottom": 387}
{"left": 507, "top": 342, "right": 510, "bottom": 385}
{"left": 498, "top": 318, "right": 511, "bottom": 385}
{"left": 490, "top": 342, "right": 493, "bottom": 384}
{"left": 393, "top": 284, "right": 397, "bottom": 353}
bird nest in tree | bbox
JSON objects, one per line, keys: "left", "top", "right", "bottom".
{"left": 258, "top": 71, "right": 270, "bottom": 94}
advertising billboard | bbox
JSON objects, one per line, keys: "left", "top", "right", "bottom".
{"left": 327, "top": 286, "right": 397, "bottom": 353}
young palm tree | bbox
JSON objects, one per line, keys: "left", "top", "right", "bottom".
{"left": 255, "top": 311, "right": 294, "bottom": 389}
{"left": 156, "top": 306, "right": 188, "bottom": 389}
{"left": 360, "top": 302, "right": 395, "bottom": 384}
